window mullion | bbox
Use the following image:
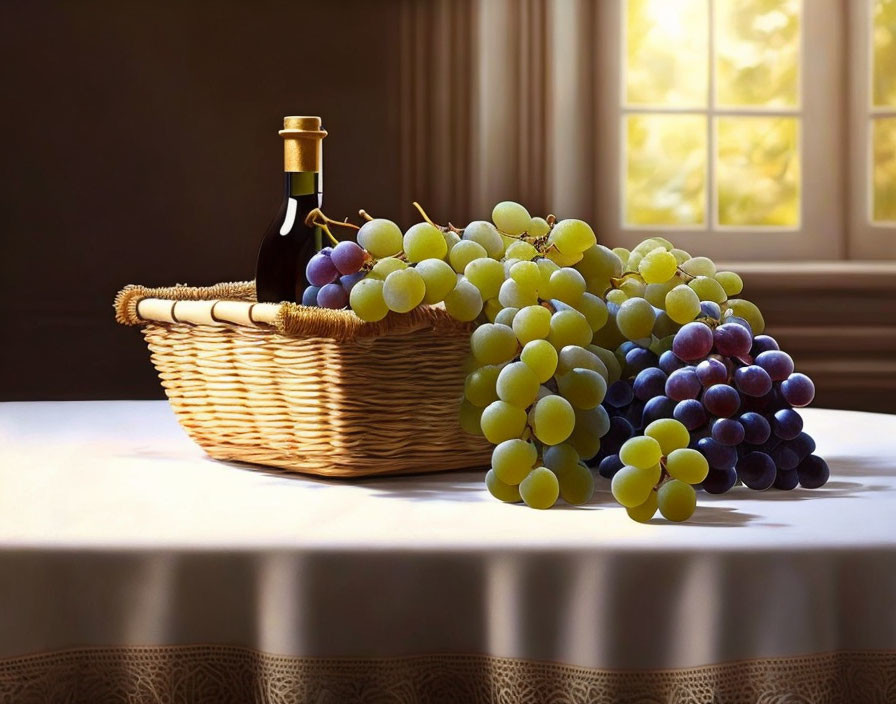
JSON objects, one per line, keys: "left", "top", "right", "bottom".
{"left": 707, "top": 0, "right": 716, "bottom": 232}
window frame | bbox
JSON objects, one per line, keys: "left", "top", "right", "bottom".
{"left": 595, "top": 0, "right": 846, "bottom": 261}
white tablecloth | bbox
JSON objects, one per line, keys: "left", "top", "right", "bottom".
{"left": 1, "top": 401, "right": 895, "bottom": 702}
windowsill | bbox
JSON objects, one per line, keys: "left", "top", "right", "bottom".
{"left": 716, "top": 261, "right": 896, "bottom": 290}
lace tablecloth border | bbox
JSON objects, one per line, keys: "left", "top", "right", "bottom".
{"left": 1, "top": 645, "right": 894, "bottom": 703}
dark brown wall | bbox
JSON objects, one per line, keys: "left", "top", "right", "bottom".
{"left": 0, "top": 0, "right": 403, "bottom": 400}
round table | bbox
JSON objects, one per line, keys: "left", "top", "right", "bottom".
{"left": 1, "top": 401, "right": 894, "bottom": 702}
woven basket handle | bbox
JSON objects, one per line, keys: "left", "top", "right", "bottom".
{"left": 136, "top": 298, "right": 280, "bottom": 327}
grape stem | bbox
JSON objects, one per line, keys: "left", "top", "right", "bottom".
{"left": 412, "top": 201, "right": 444, "bottom": 230}
{"left": 675, "top": 266, "right": 696, "bottom": 282}
{"left": 359, "top": 209, "right": 374, "bottom": 222}
{"left": 309, "top": 208, "right": 361, "bottom": 231}
{"left": 609, "top": 272, "right": 646, "bottom": 288}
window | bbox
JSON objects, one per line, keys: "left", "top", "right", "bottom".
{"left": 597, "top": 0, "right": 857, "bottom": 260}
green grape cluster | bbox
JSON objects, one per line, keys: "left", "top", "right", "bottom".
{"left": 323, "top": 198, "right": 772, "bottom": 521}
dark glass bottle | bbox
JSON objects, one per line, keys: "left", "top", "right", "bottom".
{"left": 255, "top": 116, "right": 327, "bottom": 303}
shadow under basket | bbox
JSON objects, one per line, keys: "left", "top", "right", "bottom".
{"left": 114, "top": 281, "right": 492, "bottom": 477}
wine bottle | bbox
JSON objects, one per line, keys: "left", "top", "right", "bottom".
{"left": 255, "top": 116, "right": 327, "bottom": 303}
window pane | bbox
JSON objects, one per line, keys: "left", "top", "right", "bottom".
{"left": 625, "top": 0, "right": 708, "bottom": 106}
{"left": 874, "top": 0, "right": 896, "bottom": 107}
{"left": 717, "top": 116, "right": 799, "bottom": 226}
{"left": 625, "top": 114, "right": 707, "bottom": 225}
{"left": 715, "top": 0, "right": 800, "bottom": 107}
{"left": 873, "top": 118, "right": 896, "bottom": 221}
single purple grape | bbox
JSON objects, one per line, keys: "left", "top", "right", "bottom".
{"left": 697, "top": 436, "right": 738, "bottom": 470}
{"left": 673, "top": 322, "right": 714, "bottom": 361}
{"left": 700, "top": 301, "right": 721, "bottom": 320}
{"left": 751, "top": 335, "right": 780, "bottom": 356}
{"left": 788, "top": 432, "right": 816, "bottom": 461}
{"left": 674, "top": 399, "right": 707, "bottom": 431}
{"left": 734, "top": 365, "right": 773, "bottom": 397}
{"left": 601, "top": 415, "right": 635, "bottom": 453}
{"left": 702, "top": 384, "right": 741, "bottom": 418}
{"left": 712, "top": 418, "right": 746, "bottom": 446}
{"left": 624, "top": 399, "right": 646, "bottom": 430}
{"left": 642, "top": 395, "right": 676, "bottom": 426}
{"left": 752, "top": 434, "right": 782, "bottom": 455}
{"left": 797, "top": 454, "right": 830, "bottom": 488}
{"left": 771, "top": 444, "right": 800, "bottom": 471}
{"left": 665, "top": 367, "right": 702, "bottom": 401}
{"left": 659, "top": 350, "right": 686, "bottom": 374}
{"left": 330, "top": 240, "right": 368, "bottom": 275}
{"left": 598, "top": 454, "right": 624, "bottom": 479}
{"left": 626, "top": 347, "right": 659, "bottom": 376}
{"left": 301, "top": 285, "right": 320, "bottom": 307}
{"left": 723, "top": 315, "right": 754, "bottom": 337}
{"left": 317, "top": 282, "right": 349, "bottom": 309}
{"left": 737, "top": 451, "right": 776, "bottom": 490}
{"left": 340, "top": 271, "right": 366, "bottom": 293}
{"left": 605, "top": 380, "right": 635, "bottom": 408}
{"left": 754, "top": 350, "right": 794, "bottom": 382}
{"left": 780, "top": 373, "right": 815, "bottom": 407}
{"left": 306, "top": 253, "right": 339, "bottom": 286}
{"left": 696, "top": 358, "right": 728, "bottom": 388}
{"left": 713, "top": 323, "right": 752, "bottom": 357}
{"left": 739, "top": 412, "right": 771, "bottom": 445}
{"left": 771, "top": 408, "right": 803, "bottom": 440}
{"left": 702, "top": 466, "right": 738, "bottom": 494}
{"left": 773, "top": 468, "right": 800, "bottom": 490}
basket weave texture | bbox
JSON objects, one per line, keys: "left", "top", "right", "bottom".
{"left": 115, "top": 281, "right": 492, "bottom": 477}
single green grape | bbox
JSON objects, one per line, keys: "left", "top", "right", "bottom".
{"left": 349, "top": 278, "right": 389, "bottom": 322}
{"left": 415, "top": 258, "right": 456, "bottom": 304}
{"left": 443, "top": 230, "right": 461, "bottom": 251}
{"left": 505, "top": 240, "right": 538, "bottom": 260}
{"left": 491, "top": 438, "right": 538, "bottom": 485}
{"left": 464, "top": 258, "right": 505, "bottom": 301}
{"left": 527, "top": 216, "right": 550, "bottom": 237}
{"left": 645, "top": 280, "right": 677, "bottom": 308}
{"left": 619, "top": 435, "right": 663, "bottom": 470}
{"left": 531, "top": 395, "right": 576, "bottom": 445}
{"left": 493, "top": 306, "right": 518, "bottom": 327}
{"left": 519, "top": 467, "right": 560, "bottom": 509}
{"left": 626, "top": 490, "right": 658, "bottom": 522}
{"left": 670, "top": 248, "right": 691, "bottom": 264}
{"left": 616, "top": 298, "right": 656, "bottom": 341}
{"left": 480, "top": 400, "right": 528, "bottom": 444}
{"left": 587, "top": 345, "right": 622, "bottom": 384}
{"left": 557, "top": 368, "right": 607, "bottom": 410}
{"left": 689, "top": 276, "right": 728, "bottom": 304}
{"left": 470, "top": 323, "right": 518, "bottom": 364}
{"left": 485, "top": 468, "right": 522, "bottom": 503}
{"left": 550, "top": 267, "right": 586, "bottom": 305}
{"left": 657, "top": 480, "right": 697, "bottom": 522}
{"left": 382, "top": 268, "right": 426, "bottom": 313}
{"left": 357, "top": 218, "right": 403, "bottom": 258}
{"left": 576, "top": 292, "right": 609, "bottom": 332}
{"left": 606, "top": 289, "right": 628, "bottom": 306}
{"left": 680, "top": 256, "right": 716, "bottom": 278}
{"left": 368, "top": 256, "right": 407, "bottom": 280}
{"left": 665, "top": 284, "right": 701, "bottom": 324}
{"left": 548, "top": 219, "right": 596, "bottom": 254}
{"left": 611, "top": 465, "right": 656, "bottom": 508}
{"left": 619, "top": 278, "right": 646, "bottom": 299}
{"left": 548, "top": 309, "right": 592, "bottom": 350}
{"left": 547, "top": 248, "right": 584, "bottom": 267}
{"left": 520, "top": 339, "right": 559, "bottom": 383}
{"left": 665, "top": 448, "right": 709, "bottom": 484}
{"left": 556, "top": 345, "right": 607, "bottom": 378}
{"left": 463, "top": 220, "right": 505, "bottom": 258}
{"left": 459, "top": 400, "right": 484, "bottom": 436}
{"left": 536, "top": 259, "right": 559, "bottom": 298}
{"left": 496, "top": 361, "right": 540, "bottom": 408}
{"left": 484, "top": 298, "right": 503, "bottom": 323}
{"left": 464, "top": 365, "right": 501, "bottom": 407}
{"left": 566, "top": 411, "right": 603, "bottom": 461}
{"left": 509, "top": 260, "right": 541, "bottom": 293}
{"left": 725, "top": 298, "right": 765, "bottom": 334}
{"left": 448, "top": 239, "right": 488, "bottom": 273}
{"left": 498, "top": 278, "right": 538, "bottom": 308}
{"left": 543, "top": 443, "right": 580, "bottom": 476}
{"left": 492, "top": 201, "right": 531, "bottom": 236}
{"left": 558, "top": 462, "right": 594, "bottom": 505}
{"left": 512, "top": 305, "right": 551, "bottom": 345}
{"left": 714, "top": 271, "right": 743, "bottom": 297}
{"left": 403, "top": 222, "right": 447, "bottom": 262}
{"left": 638, "top": 248, "right": 678, "bottom": 284}
{"left": 644, "top": 418, "right": 690, "bottom": 455}
{"left": 576, "top": 244, "right": 623, "bottom": 280}
{"left": 612, "top": 247, "right": 630, "bottom": 268}
{"left": 443, "top": 279, "right": 483, "bottom": 321}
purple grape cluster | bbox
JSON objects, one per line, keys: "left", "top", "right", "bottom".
{"left": 589, "top": 319, "right": 829, "bottom": 493}
{"left": 302, "top": 241, "right": 370, "bottom": 309}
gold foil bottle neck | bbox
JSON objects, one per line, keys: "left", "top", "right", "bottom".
{"left": 280, "top": 116, "right": 326, "bottom": 173}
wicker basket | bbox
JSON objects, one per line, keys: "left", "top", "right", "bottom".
{"left": 115, "top": 281, "right": 492, "bottom": 477}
